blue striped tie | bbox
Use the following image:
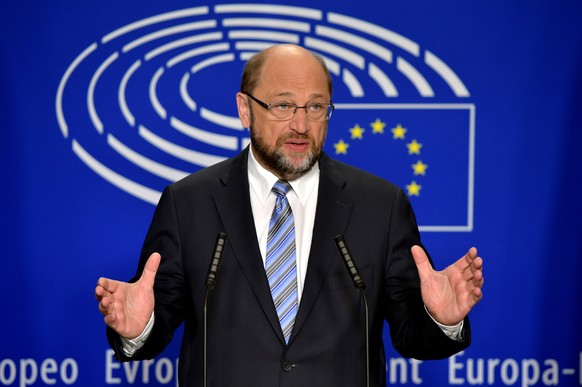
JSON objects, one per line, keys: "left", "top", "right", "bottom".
{"left": 266, "top": 180, "right": 298, "bottom": 344}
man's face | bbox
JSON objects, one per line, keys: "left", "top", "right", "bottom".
{"left": 237, "top": 46, "right": 331, "bottom": 181}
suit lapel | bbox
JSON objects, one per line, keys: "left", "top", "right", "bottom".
{"left": 289, "top": 154, "right": 354, "bottom": 344}
{"left": 212, "top": 148, "right": 285, "bottom": 342}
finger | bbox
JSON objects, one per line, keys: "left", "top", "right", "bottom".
{"left": 98, "top": 301, "right": 108, "bottom": 315}
{"left": 97, "top": 277, "right": 109, "bottom": 289}
{"left": 465, "top": 273, "right": 483, "bottom": 291}
{"left": 466, "top": 261, "right": 482, "bottom": 281}
{"left": 468, "top": 247, "right": 478, "bottom": 259}
{"left": 104, "top": 309, "right": 117, "bottom": 326}
{"left": 474, "top": 285, "right": 483, "bottom": 301}
{"left": 95, "top": 282, "right": 113, "bottom": 299}
{"left": 464, "top": 247, "right": 478, "bottom": 265}
{"left": 98, "top": 277, "right": 120, "bottom": 293}
{"left": 99, "top": 294, "right": 113, "bottom": 310}
{"left": 99, "top": 302, "right": 115, "bottom": 317}
{"left": 95, "top": 285, "right": 104, "bottom": 300}
{"left": 454, "top": 248, "right": 479, "bottom": 275}
{"left": 471, "top": 286, "right": 483, "bottom": 303}
{"left": 464, "top": 258, "right": 483, "bottom": 283}
{"left": 465, "top": 271, "right": 484, "bottom": 303}
{"left": 462, "top": 266, "right": 484, "bottom": 292}
{"left": 472, "top": 269, "right": 484, "bottom": 288}
{"left": 99, "top": 290, "right": 110, "bottom": 306}
{"left": 98, "top": 295, "right": 114, "bottom": 317}
{"left": 471, "top": 256, "right": 483, "bottom": 272}
{"left": 411, "top": 245, "right": 432, "bottom": 282}
{"left": 139, "top": 252, "right": 161, "bottom": 287}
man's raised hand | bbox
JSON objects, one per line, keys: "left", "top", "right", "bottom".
{"left": 411, "top": 246, "right": 484, "bottom": 326}
{"left": 95, "top": 252, "right": 161, "bottom": 339}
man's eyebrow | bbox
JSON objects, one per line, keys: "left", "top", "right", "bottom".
{"left": 272, "top": 92, "right": 327, "bottom": 100}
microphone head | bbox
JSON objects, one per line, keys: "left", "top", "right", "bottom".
{"left": 334, "top": 235, "right": 366, "bottom": 289}
{"left": 206, "top": 232, "right": 227, "bottom": 289}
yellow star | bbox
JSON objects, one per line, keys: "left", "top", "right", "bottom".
{"left": 406, "top": 181, "right": 422, "bottom": 196}
{"left": 370, "top": 119, "right": 386, "bottom": 134}
{"left": 334, "top": 139, "right": 349, "bottom": 155}
{"left": 391, "top": 124, "right": 407, "bottom": 140}
{"left": 349, "top": 124, "right": 365, "bottom": 139}
{"left": 407, "top": 139, "right": 422, "bottom": 155}
{"left": 412, "top": 160, "right": 428, "bottom": 176}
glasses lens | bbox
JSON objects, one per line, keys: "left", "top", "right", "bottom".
{"left": 307, "top": 104, "right": 326, "bottom": 121}
{"left": 267, "top": 103, "right": 333, "bottom": 121}
{"left": 269, "top": 103, "right": 294, "bottom": 120}
{"left": 305, "top": 105, "right": 333, "bottom": 121}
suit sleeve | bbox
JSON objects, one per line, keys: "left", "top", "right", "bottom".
{"left": 383, "top": 188, "right": 470, "bottom": 360}
{"left": 107, "top": 185, "right": 187, "bottom": 361}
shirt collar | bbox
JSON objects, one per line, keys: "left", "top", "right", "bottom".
{"left": 248, "top": 145, "right": 320, "bottom": 205}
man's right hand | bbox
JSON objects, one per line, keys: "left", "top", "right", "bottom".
{"left": 95, "top": 252, "right": 161, "bottom": 339}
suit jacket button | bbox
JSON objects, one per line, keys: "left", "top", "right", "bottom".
{"left": 282, "top": 361, "right": 293, "bottom": 372}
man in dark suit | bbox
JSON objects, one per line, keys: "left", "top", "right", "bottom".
{"left": 96, "top": 44, "right": 484, "bottom": 387}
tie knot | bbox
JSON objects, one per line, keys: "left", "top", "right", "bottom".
{"left": 272, "top": 180, "right": 291, "bottom": 197}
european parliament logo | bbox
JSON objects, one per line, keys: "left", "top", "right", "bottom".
{"left": 55, "top": 3, "right": 475, "bottom": 232}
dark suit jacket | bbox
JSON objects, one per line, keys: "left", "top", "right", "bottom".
{"left": 108, "top": 147, "right": 470, "bottom": 387}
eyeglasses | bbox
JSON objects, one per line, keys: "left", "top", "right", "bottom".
{"left": 243, "top": 92, "right": 334, "bottom": 122}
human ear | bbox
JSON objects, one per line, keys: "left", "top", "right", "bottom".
{"left": 236, "top": 92, "right": 251, "bottom": 128}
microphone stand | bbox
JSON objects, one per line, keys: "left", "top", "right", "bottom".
{"left": 335, "top": 235, "right": 370, "bottom": 387}
{"left": 204, "top": 232, "right": 227, "bottom": 387}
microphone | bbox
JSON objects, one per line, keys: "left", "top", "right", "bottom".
{"left": 206, "top": 232, "right": 227, "bottom": 290}
{"left": 334, "top": 235, "right": 365, "bottom": 289}
{"left": 334, "top": 235, "right": 370, "bottom": 387}
{"left": 204, "top": 232, "right": 227, "bottom": 387}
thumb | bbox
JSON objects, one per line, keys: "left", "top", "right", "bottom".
{"left": 139, "top": 252, "right": 161, "bottom": 287}
{"left": 411, "top": 245, "right": 432, "bottom": 282}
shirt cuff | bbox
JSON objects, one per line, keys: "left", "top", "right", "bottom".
{"left": 424, "top": 305, "right": 464, "bottom": 341}
{"left": 120, "top": 312, "right": 155, "bottom": 357}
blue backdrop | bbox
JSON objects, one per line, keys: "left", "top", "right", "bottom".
{"left": 1, "top": 1, "right": 581, "bottom": 386}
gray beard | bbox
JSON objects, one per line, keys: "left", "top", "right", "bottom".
{"left": 250, "top": 128, "right": 320, "bottom": 181}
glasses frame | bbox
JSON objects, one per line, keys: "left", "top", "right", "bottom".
{"left": 242, "top": 92, "right": 334, "bottom": 121}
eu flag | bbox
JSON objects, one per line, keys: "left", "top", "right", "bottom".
{"left": 323, "top": 103, "right": 475, "bottom": 232}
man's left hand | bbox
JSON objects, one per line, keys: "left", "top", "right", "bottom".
{"left": 411, "top": 246, "right": 484, "bottom": 326}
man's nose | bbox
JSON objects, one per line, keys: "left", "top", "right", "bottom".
{"left": 290, "top": 107, "right": 309, "bottom": 133}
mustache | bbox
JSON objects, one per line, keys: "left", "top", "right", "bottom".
{"left": 279, "top": 132, "right": 311, "bottom": 142}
